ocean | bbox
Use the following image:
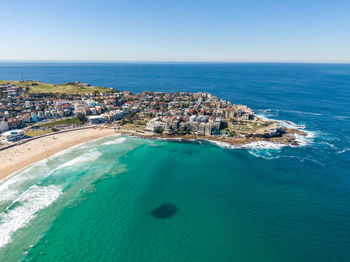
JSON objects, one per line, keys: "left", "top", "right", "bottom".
{"left": 0, "top": 63, "right": 350, "bottom": 261}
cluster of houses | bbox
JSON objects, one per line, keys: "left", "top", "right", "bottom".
{"left": 0, "top": 82, "right": 123, "bottom": 131}
{"left": 1, "top": 81, "right": 271, "bottom": 143}
{"left": 139, "top": 91, "right": 256, "bottom": 136}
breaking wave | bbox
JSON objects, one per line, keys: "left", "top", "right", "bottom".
{"left": 256, "top": 108, "right": 323, "bottom": 117}
{"left": 277, "top": 109, "right": 323, "bottom": 116}
{"left": 335, "top": 115, "right": 350, "bottom": 121}
{"left": 0, "top": 185, "right": 62, "bottom": 249}
{"left": 338, "top": 148, "right": 350, "bottom": 154}
{"left": 103, "top": 137, "right": 126, "bottom": 145}
{"left": 51, "top": 149, "right": 102, "bottom": 172}
{"left": 0, "top": 160, "right": 50, "bottom": 205}
{"left": 209, "top": 140, "right": 285, "bottom": 159}
{"left": 256, "top": 112, "right": 316, "bottom": 147}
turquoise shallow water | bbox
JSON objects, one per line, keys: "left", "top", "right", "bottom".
{"left": 0, "top": 63, "right": 350, "bottom": 261}
{"left": 0, "top": 135, "right": 349, "bottom": 261}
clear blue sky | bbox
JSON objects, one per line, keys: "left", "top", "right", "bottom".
{"left": 1, "top": 0, "right": 349, "bottom": 62}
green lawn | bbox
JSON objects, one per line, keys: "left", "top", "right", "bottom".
{"left": 0, "top": 80, "right": 114, "bottom": 94}
{"left": 38, "top": 118, "right": 83, "bottom": 128}
{"left": 25, "top": 129, "right": 53, "bottom": 137}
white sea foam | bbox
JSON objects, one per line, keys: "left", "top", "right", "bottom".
{"left": 282, "top": 155, "right": 325, "bottom": 166}
{"left": 277, "top": 109, "right": 323, "bottom": 116}
{"left": 256, "top": 111, "right": 317, "bottom": 148}
{"left": 103, "top": 137, "right": 126, "bottom": 145}
{"left": 277, "top": 119, "right": 306, "bottom": 130}
{"left": 50, "top": 135, "right": 115, "bottom": 159}
{"left": 338, "top": 148, "right": 350, "bottom": 154}
{"left": 209, "top": 140, "right": 285, "bottom": 150}
{"left": 49, "top": 143, "right": 87, "bottom": 159}
{"left": 320, "top": 141, "right": 336, "bottom": 149}
{"left": 0, "top": 171, "right": 35, "bottom": 203}
{"left": 243, "top": 141, "right": 286, "bottom": 150}
{"left": 0, "top": 140, "right": 101, "bottom": 204}
{"left": 209, "top": 140, "right": 286, "bottom": 159}
{"left": 0, "top": 185, "right": 62, "bottom": 249}
{"left": 293, "top": 129, "right": 317, "bottom": 147}
{"left": 255, "top": 109, "right": 279, "bottom": 117}
{"left": 51, "top": 149, "right": 102, "bottom": 172}
{"left": 240, "top": 141, "right": 285, "bottom": 159}
{"left": 257, "top": 108, "right": 323, "bottom": 117}
{"left": 154, "top": 137, "right": 185, "bottom": 143}
{"left": 335, "top": 115, "right": 350, "bottom": 121}
{"left": 0, "top": 160, "right": 50, "bottom": 204}
{"left": 208, "top": 140, "right": 236, "bottom": 149}
{"left": 256, "top": 111, "right": 303, "bottom": 128}
{"left": 293, "top": 133, "right": 309, "bottom": 147}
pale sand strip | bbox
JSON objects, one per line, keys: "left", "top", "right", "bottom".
{"left": 0, "top": 127, "right": 117, "bottom": 180}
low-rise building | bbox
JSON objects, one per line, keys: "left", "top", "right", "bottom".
{"left": 2, "top": 129, "right": 25, "bottom": 142}
{"left": 87, "top": 115, "right": 107, "bottom": 124}
{"left": 0, "top": 121, "right": 9, "bottom": 132}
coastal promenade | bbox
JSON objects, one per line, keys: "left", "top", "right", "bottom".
{"left": 0, "top": 127, "right": 117, "bottom": 180}
{"left": 0, "top": 126, "right": 94, "bottom": 151}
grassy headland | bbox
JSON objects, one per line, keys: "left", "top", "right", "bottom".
{"left": 0, "top": 80, "right": 114, "bottom": 95}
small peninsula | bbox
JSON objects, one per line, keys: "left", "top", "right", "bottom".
{"left": 0, "top": 80, "right": 306, "bottom": 148}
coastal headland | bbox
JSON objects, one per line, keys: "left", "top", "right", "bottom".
{"left": 0, "top": 80, "right": 307, "bottom": 179}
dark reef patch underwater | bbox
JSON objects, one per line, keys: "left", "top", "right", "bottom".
{"left": 151, "top": 203, "right": 178, "bottom": 219}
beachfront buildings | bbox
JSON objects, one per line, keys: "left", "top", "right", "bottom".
{"left": 1, "top": 81, "right": 285, "bottom": 141}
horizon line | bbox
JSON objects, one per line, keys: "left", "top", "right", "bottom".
{"left": 0, "top": 59, "right": 350, "bottom": 64}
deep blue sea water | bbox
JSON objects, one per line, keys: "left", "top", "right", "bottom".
{"left": 0, "top": 63, "right": 349, "bottom": 261}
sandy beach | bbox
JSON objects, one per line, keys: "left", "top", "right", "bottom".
{"left": 0, "top": 127, "right": 116, "bottom": 180}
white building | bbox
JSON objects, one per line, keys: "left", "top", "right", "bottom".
{"left": 37, "top": 111, "right": 44, "bottom": 119}
{"left": 87, "top": 115, "right": 107, "bottom": 124}
{"left": 90, "top": 108, "right": 97, "bottom": 115}
{"left": 121, "top": 105, "right": 130, "bottom": 114}
{"left": 0, "top": 121, "right": 9, "bottom": 132}
{"left": 189, "top": 115, "right": 197, "bottom": 122}
{"left": 108, "top": 110, "right": 125, "bottom": 121}
{"left": 2, "top": 130, "right": 25, "bottom": 142}
{"left": 145, "top": 117, "right": 164, "bottom": 133}
{"left": 25, "top": 101, "right": 32, "bottom": 108}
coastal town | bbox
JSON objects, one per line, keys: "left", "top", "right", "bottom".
{"left": 0, "top": 80, "right": 304, "bottom": 146}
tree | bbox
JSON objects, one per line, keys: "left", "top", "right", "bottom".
{"left": 76, "top": 112, "right": 87, "bottom": 123}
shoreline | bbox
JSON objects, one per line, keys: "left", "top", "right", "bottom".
{"left": 0, "top": 127, "right": 117, "bottom": 181}
{"left": 117, "top": 126, "right": 306, "bottom": 146}
{"left": 1, "top": 125, "right": 307, "bottom": 182}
